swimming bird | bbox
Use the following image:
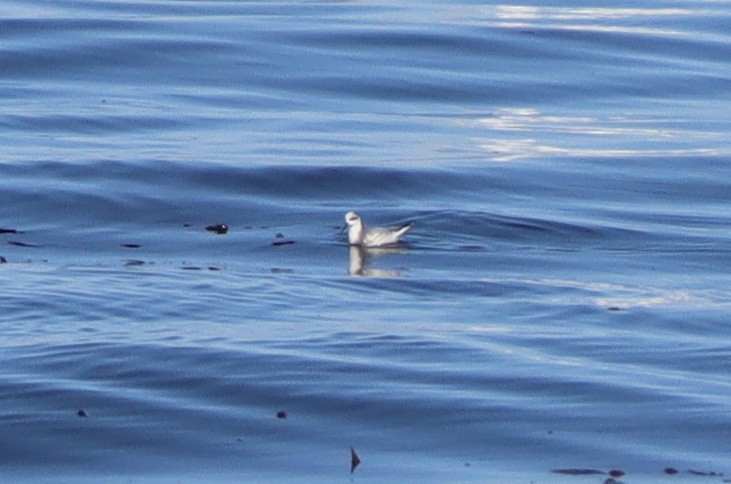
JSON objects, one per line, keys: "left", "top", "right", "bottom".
{"left": 343, "top": 211, "right": 412, "bottom": 247}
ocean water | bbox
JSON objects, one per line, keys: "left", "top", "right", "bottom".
{"left": 1, "top": 1, "right": 730, "bottom": 482}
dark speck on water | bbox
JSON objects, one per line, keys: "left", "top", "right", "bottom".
{"left": 270, "top": 268, "right": 294, "bottom": 273}
{"left": 205, "top": 224, "right": 229, "bottom": 234}
{"left": 7, "top": 240, "right": 39, "bottom": 248}
{"left": 350, "top": 447, "right": 361, "bottom": 474}
{"left": 687, "top": 469, "right": 724, "bottom": 477}
{"left": 552, "top": 469, "right": 605, "bottom": 475}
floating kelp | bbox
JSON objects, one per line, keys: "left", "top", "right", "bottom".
{"left": 551, "top": 468, "right": 604, "bottom": 475}
{"left": 350, "top": 447, "right": 361, "bottom": 474}
{"left": 270, "top": 268, "right": 294, "bottom": 274}
{"left": 206, "top": 223, "right": 229, "bottom": 234}
{"left": 7, "top": 240, "right": 40, "bottom": 248}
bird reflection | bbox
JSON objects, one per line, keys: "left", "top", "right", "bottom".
{"left": 348, "top": 245, "right": 407, "bottom": 277}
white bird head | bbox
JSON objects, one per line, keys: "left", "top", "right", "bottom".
{"left": 343, "top": 211, "right": 365, "bottom": 245}
{"left": 344, "top": 211, "right": 362, "bottom": 227}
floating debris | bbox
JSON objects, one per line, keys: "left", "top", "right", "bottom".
{"left": 608, "top": 469, "right": 625, "bottom": 478}
{"left": 8, "top": 240, "right": 40, "bottom": 248}
{"left": 276, "top": 411, "right": 287, "bottom": 419}
{"left": 77, "top": 409, "right": 87, "bottom": 418}
{"left": 458, "top": 245, "right": 485, "bottom": 251}
{"left": 0, "top": 228, "right": 24, "bottom": 234}
{"left": 270, "top": 268, "right": 294, "bottom": 274}
{"left": 551, "top": 469, "right": 605, "bottom": 475}
{"left": 0, "top": 255, "right": 6, "bottom": 263}
{"left": 688, "top": 469, "right": 724, "bottom": 476}
{"left": 350, "top": 447, "right": 361, "bottom": 474}
{"left": 208, "top": 266, "right": 221, "bottom": 271}
{"left": 664, "top": 467, "right": 679, "bottom": 475}
{"left": 121, "top": 243, "right": 141, "bottom": 248}
{"left": 206, "top": 223, "right": 229, "bottom": 234}
{"left": 124, "top": 259, "right": 146, "bottom": 267}
{"left": 182, "top": 266, "right": 202, "bottom": 271}
{"left": 271, "top": 231, "right": 295, "bottom": 246}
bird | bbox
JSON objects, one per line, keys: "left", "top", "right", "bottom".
{"left": 343, "top": 211, "right": 412, "bottom": 247}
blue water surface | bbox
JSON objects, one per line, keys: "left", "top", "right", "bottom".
{"left": 1, "top": 1, "right": 730, "bottom": 482}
